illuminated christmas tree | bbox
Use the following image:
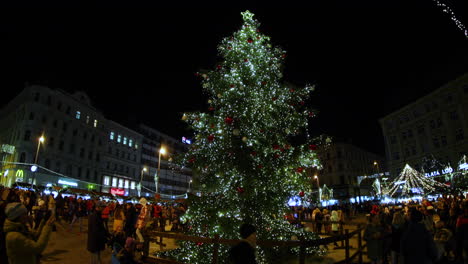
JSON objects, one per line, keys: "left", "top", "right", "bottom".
{"left": 164, "top": 10, "right": 325, "bottom": 264}
{"left": 386, "top": 164, "right": 447, "bottom": 197}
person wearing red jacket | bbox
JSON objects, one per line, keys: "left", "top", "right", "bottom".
{"left": 152, "top": 203, "right": 162, "bottom": 230}
{"left": 101, "top": 202, "right": 110, "bottom": 231}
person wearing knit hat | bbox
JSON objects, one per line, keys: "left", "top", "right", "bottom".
{"left": 229, "top": 223, "right": 257, "bottom": 264}
{"left": 4, "top": 202, "right": 55, "bottom": 264}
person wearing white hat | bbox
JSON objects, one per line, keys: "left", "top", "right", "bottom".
{"left": 135, "top": 198, "right": 150, "bottom": 244}
{"left": 3, "top": 202, "right": 55, "bottom": 264}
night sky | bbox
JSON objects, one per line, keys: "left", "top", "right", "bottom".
{"left": 1, "top": 1, "right": 467, "bottom": 156}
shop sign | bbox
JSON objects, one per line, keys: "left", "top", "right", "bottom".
{"left": 424, "top": 167, "right": 453, "bottom": 177}
{"left": 1, "top": 144, "right": 15, "bottom": 154}
{"left": 110, "top": 188, "right": 125, "bottom": 196}
{"left": 58, "top": 179, "right": 78, "bottom": 187}
{"left": 15, "top": 170, "right": 24, "bottom": 178}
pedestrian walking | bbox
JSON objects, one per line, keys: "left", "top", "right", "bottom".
{"left": 88, "top": 201, "right": 109, "bottom": 264}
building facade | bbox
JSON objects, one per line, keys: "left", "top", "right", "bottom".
{"left": 138, "top": 124, "right": 192, "bottom": 198}
{"left": 0, "top": 85, "right": 193, "bottom": 198}
{"left": 316, "top": 141, "right": 385, "bottom": 199}
{"left": 99, "top": 120, "right": 143, "bottom": 197}
{"left": 0, "top": 85, "right": 109, "bottom": 190}
{"left": 379, "top": 73, "right": 468, "bottom": 179}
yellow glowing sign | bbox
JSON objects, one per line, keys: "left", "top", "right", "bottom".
{"left": 15, "top": 170, "right": 24, "bottom": 178}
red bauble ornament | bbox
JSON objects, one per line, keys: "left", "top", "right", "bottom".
{"left": 210, "top": 123, "right": 215, "bottom": 128}
{"left": 224, "top": 117, "right": 234, "bottom": 125}
{"left": 256, "top": 36, "right": 260, "bottom": 40}
{"left": 290, "top": 88, "right": 295, "bottom": 92}
{"left": 273, "top": 144, "right": 280, "bottom": 150}
{"left": 237, "top": 187, "right": 244, "bottom": 193}
{"left": 244, "top": 58, "right": 249, "bottom": 62}
{"left": 296, "top": 167, "right": 304, "bottom": 173}
{"left": 282, "top": 54, "right": 287, "bottom": 58}
{"left": 309, "top": 144, "right": 317, "bottom": 150}
{"left": 261, "top": 81, "right": 267, "bottom": 85}
{"left": 230, "top": 84, "right": 235, "bottom": 88}
{"left": 272, "top": 97, "right": 277, "bottom": 101}
{"left": 188, "top": 157, "right": 196, "bottom": 163}
{"left": 247, "top": 38, "right": 253, "bottom": 43}
{"left": 208, "top": 107, "right": 215, "bottom": 111}
{"left": 300, "top": 101, "right": 305, "bottom": 105}
{"left": 207, "top": 134, "right": 215, "bottom": 142}
{"left": 285, "top": 144, "right": 291, "bottom": 149}
{"left": 217, "top": 65, "right": 222, "bottom": 70}
{"left": 196, "top": 242, "right": 204, "bottom": 246}
{"left": 257, "top": 164, "right": 263, "bottom": 169}
{"left": 309, "top": 112, "right": 315, "bottom": 117}
{"left": 250, "top": 151, "right": 257, "bottom": 156}
{"left": 228, "top": 46, "right": 232, "bottom": 50}
{"left": 299, "top": 191, "right": 305, "bottom": 197}
{"left": 260, "top": 129, "right": 265, "bottom": 133}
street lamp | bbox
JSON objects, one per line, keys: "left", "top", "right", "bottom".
{"left": 32, "top": 134, "right": 45, "bottom": 188}
{"left": 137, "top": 167, "right": 147, "bottom": 197}
{"left": 314, "top": 175, "right": 322, "bottom": 202}
{"left": 373, "top": 161, "right": 384, "bottom": 197}
{"left": 156, "top": 146, "right": 166, "bottom": 193}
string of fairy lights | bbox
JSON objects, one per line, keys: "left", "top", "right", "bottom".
{"left": 432, "top": 0, "right": 468, "bottom": 38}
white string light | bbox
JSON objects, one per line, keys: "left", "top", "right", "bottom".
{"left": 432, "top": 0, "right": 468, "bottom": 38}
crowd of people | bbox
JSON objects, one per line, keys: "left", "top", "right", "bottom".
{"left": 0, "top": 186, "right": 187, "bottom": 264}
{"left": 361, "top": 195, "right": 468, "bottom": 264}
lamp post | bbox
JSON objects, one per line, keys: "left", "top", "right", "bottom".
{"left": 156, "top": 146, "right": 166, "bottom": 193}
{"left": 314, "top": 175, "right": 322, "bottom": 201}
{"left": 137, "top": 167, "right": 147, "bottom": 197}
{"left": 32, "top": 135, "right": 45, "bottom": 188}
{"left": 374, "top": 161, "right": 383, "bottom": 197}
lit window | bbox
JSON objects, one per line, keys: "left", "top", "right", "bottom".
{"left": 94, "top": 119, "right": 98, "bottom": 128}
{"left": 117, "top": 135, "right": 121, "bottom": 143}
{"left": 123, "top": 137, "right": 127, "bottom": 145}
{"left": 125, "top": 180, "right": 129, "bottom": 189}
{"left": 129, "top": 139, "right": 133, "bottom": 147}
{"left": 118, "top": 178, "right": 124, "bottom": 188}
{"left": 110, "top": 132, "right": 114, "bottom": 140}
{"left": 86, "top": 116, "right": 90, "bottom": 124}
{"left": 112, "top": 177, "right": 118, "bottom": 187}
{"left": 130, "top": 181, "right": 136, "bottom": 190}
{"left": 76, "top": 111, "right": 81, "bottom": 119}
{"left": 103, "top": 176, "right": 110, "bottom": 186}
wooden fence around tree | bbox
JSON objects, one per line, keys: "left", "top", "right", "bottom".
{"left": 142, "top": 220, "right": 367, "bottom": 264}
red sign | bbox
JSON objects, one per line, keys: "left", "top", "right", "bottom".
{"left": 110, "top": 188, "right": 125, "bottom": 196}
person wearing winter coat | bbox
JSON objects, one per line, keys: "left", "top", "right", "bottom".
{"left": 88, "top": 201, "right": 109, "bottom": 264}
{"left": 135, "top": 198, "right": 150, "bottom": 243}
{"left": 400, "top": 208, "right": 438, "bottom": 264}
{"left": 124, "top": 203, "right": 137, "bottom": 238}
{"left": 364, "top": 214, "right": 385, "bottom": 264}
{"left": 113, "top": 204, "right": 125, "bottom": 232}
{"left": 228, "top": 223, "right": 257, "bottom": 264}
{"left": 330, "top": 210, "right": 340, "bottom": 247}
{"left": 390, "top": 211, "right": 406, "bottom": 264}
{"left": 4, "top": 202, "right": 55, "bottom": 264}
